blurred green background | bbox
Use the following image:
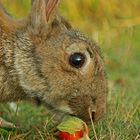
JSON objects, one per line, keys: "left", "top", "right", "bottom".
{"left": 0, "top": 0, "right": 140, "bottom": 139}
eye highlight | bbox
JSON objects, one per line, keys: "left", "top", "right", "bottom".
{"left": 69, "top": 52, "right": 86, "bottom": 68}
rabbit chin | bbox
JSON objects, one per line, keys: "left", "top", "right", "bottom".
{"left": 47, "top": 101, "right": 73, "bottom": 115}
{"left": 41, "top": 101, "right": 76, "bottom": 124}
{"left": 37, "top": 98, "right": 73, "bottom": 116}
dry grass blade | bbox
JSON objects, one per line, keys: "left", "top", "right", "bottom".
{"left": 88, "top": 108, "right": 98, "bottom": 140}
{"left": 0, "top": 117, "right": 16, "bottom": 128}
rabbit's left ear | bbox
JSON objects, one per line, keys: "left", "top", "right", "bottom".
{"left": 28, "top": 0, "right": 59, "bottom": 33}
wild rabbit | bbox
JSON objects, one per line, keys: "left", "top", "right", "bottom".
{"left": 0, "top": 0, "right": 107, "bottom": 126}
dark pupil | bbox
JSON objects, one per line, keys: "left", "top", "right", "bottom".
{"left": 69, "top": 53, "right": 85, "bottom": 68}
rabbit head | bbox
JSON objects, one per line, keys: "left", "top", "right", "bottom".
{"left": 14, "top": 0, "right": 107, "bottom": 122}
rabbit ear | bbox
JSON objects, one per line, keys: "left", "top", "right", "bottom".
{"left": 28, "top": 0, "right": 58, "bottom": 33}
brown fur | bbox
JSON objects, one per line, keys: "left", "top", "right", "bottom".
{"left": 0, "top": 0, "right": 107, "bottom": 122}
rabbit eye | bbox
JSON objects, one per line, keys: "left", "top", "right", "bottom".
{"left": 69, "top": 52, "right": 86, "bottom": 68}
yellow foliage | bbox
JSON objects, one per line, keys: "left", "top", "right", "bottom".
{"left": 0, "top": 0, "right": 30, "bottom": 18}
{"left": 1, "top": 0, "right": 140, "bottom": 43}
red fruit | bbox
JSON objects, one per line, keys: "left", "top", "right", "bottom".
{"left": 57, "top": 116, "right": 89, "bottom": 140}
{"left": 58, "top": 128, "right": 84, "bottom": 140}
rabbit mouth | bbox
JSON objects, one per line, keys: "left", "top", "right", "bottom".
{"left": 33, "top": 94, "right": 97, "bottom": 122}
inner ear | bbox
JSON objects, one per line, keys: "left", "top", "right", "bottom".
{"left": 45, "top": 0, "right": 58, "bottom": 21}
{"left": 31, "top": 0, "right": 59, "bottom": 22}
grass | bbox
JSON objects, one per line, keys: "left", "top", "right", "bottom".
{"left": 0, "top": 0, "right": 140, "bottom": 139}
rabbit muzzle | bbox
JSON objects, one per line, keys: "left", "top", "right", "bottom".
{"left": 67, "top": 95, "right": 98, "bottom": 123}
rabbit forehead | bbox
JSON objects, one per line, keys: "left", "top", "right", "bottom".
{"left": 59, "top": 29, "right": 98, "bottom": 57}
{"left": 65, "top": 42, "right": 88, "bottom": 52}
